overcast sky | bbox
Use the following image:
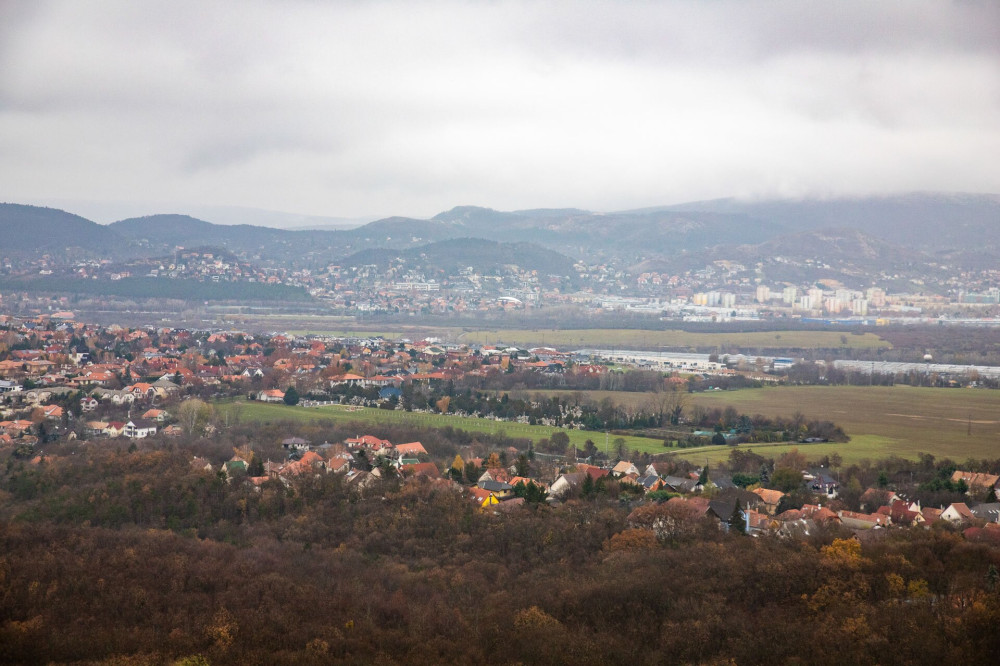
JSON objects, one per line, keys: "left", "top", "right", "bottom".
{"left": 1, "top": 1, "right": 998, "bottom": 222}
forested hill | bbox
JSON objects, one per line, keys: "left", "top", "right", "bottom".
{"left": 339, "top": 238, "right": 578, "bottom": 277}
{"left": 0, "top": 203, "right": 127, "bottom": 259}
{"left": 5, "top": 192, "right": 1000, "bottom": 273}
{"left": 110, "top": 214, "right": 292, "bottom": 248}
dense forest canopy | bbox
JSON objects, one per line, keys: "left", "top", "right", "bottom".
{"left": 2, "top": 426, "right": 1000, "bottom": 665}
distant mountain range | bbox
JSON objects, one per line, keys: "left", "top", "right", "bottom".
{"left": 2, "top": 193, "right": 999, "bottom": 283}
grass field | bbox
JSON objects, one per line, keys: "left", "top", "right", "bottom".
{"left": 523, "top": 386, "right": 1000, "bottom": 465}
{"left": 242, "top": 318, "right": 890, "bottom": 352}
{"left": 233, "top": 400, "right": 669, "bottom": 454}
{"left": 230, "top": 384, "right": 1000, "bottom": 466}
{"left": 459, "top": 328, "right": 890, "bottom": 351}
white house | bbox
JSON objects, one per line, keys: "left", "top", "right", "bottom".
{"left": 124, "top": 419, "right": 158, "bottom": 439}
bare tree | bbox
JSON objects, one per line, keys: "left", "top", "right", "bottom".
{"left": 178, "top": 398, "right": 213, "bottom": 436}
{"left": 217, "top": 401, "right": 243, "bottom": 429}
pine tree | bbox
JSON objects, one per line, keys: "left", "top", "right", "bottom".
{"left": 729, "top": 503, "right": 746, "bottom": 534}
{"left": 987, "top": 564, "right": 999, "bottom": 592}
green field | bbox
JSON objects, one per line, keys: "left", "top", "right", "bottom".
{"left": 459, "top": 328, "right": 890, "bottom": 351}
{"left": 232, "top": 384, "right": 1000, "bottom": 465}
{"left": 523, "top": 386, "right": 1000, "bottom": 465}
{"left": 233, "top": 400, "right": 668, "bottom": 454}
{"left": 237, "top": 318, "right": 890, "bottom": 352}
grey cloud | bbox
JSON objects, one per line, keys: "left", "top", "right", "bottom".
{"left": 0, "top": 0, "right": 997, "bottom": 219}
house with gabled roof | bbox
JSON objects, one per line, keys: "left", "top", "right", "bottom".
{"left": 257, "top": 389, "right": 285, "bottom": 403}
{"left": 708, "top": 497, "right": 738, "bottom": 526}
{"left": 126, "top": 383, "right": 157, "bottom": 400}
{"left": 401, "top": 462, "right": 440, "bottom": 479}
{"left": 222, "top": 458, "right": 248, "bottom": 482}
{"left": 278, "top": 451, "right": 328, "bottom": 479}
{"left": 643, "top": 461, "right": 673, "bottom": 478}
{"left": 345, "top": 434, "right": 392, "bottom": 454}
{"left": 326, "top": 456, "right": 351, "bottom": 475}
{"left": 394, "top": 441, "right": 428, "bottom": 458}
{"left": 951, "top": 470, "right": 1000, "bottom": 499}
{"left": 612, "top": 460, "right": 640, "bottom": 477}
{"left": 85, "top": 420, "right": 109, "bottom": 437}
{"left": 875, "top": 500, "right": 924, "bottom": 527}
{"left": 744, "top": 508, "right": 778, "bottom": 536}
{"left": 837, "top": 510, "right": 889, "bottom": 530}
{"left": 92, "top": 388, "right": 136, "bottom": 405}
{"left": 469, "top": 486, "right": 500, "bottom": 509}
{"left": 142, "top": 408, "right": 168, "bottom": 422}
{"left": 635, "top": 475, "right": 665, "bottom": 493}
{"left": 800, "top": 504, "right": 841, "bottom": 525}
{"left": 42, "top": 405, "right": 64, "bottom": 420}
{"left": 941, "top": 502, "right": 976, "bottom": 526}
{"left": 281, "top": 436, "right": 310, "bottom": 450}
{"left": 920, "top": 507, "right": 943, "bottom": 526}
{"left": 752, "top": 488, "right": 785, "bottom": 515}
{"left": 860, "top": 488, "right": 899, "bottom": 512}
{"left": 970, "top": 503, "right": 1000, "bottom": 524}
{"left": 662, "top": 475, "right": 697, "bottom": 494}
{"left": 478, "top": 479, "right": 513, "bottom": 499}
{"left": 549, "top": 472, "right": 585, "bottom": 499}
{"left": 124, "top": 419, "right": 157, "bottom": 439}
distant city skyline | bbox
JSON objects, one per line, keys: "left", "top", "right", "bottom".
{"left": 1, "top": 1, "right": 998, "bottom": 220}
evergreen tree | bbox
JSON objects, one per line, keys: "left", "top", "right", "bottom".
{"left": 729, "top": 503, "right": 747, "bottom": 534}
{"left": 987, "top": 564, "right": 999, "bottom": 592}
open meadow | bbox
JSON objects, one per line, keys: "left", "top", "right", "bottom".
{"left": 233, "top": 400, "right": 668, "bottom": 454}
{"left": 458, "top": 328, "right": 890, "bottom": 351}
{"left": 232, "top": 385, "right": 1000, "bottom": 465}
{"left": 240, "top": 316, "right": 891, "bottom": 352}
{"left": 526, "top": 385, "right": 1000, "bottom": 465}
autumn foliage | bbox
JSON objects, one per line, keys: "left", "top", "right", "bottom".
{"left": 1, "top": 439, "right": 1000, "bottom": 664}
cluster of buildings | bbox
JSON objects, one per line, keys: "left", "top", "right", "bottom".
{"left": 10, "top": 236, "right": 1000, "bottom": 323}
{"left": 0, "top": 313, "right": 648, "bottom": 449}
{"left": 191, "top": 423, "right": 1000, "bottom": 548}
{"left": 610, "top": 463, "right": 1000, "bottom": 542}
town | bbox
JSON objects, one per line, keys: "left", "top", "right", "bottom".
{"left": 7, "top": 244, "right": 1000, "bottom": 324}
{"left": 3, "top": 311, "right": 1000, "bottom": 545}
{"left": 5, "top": 312, "right": 1000, "bottom": 662}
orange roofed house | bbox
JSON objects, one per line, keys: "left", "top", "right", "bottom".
{"left": 345, "top": 435, "right": 393, "bottom": 455}
{"left": 752, "top": 487, "right": 785, "bottom": 515}
{"left": 951, "top": 471, "right": 1000, "bottom": 500}
{"left": 257, "top": 389, "right": 286, "bottom": 403}
{"left": 394, "top": 441, "right": 428, "bottom": 458}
